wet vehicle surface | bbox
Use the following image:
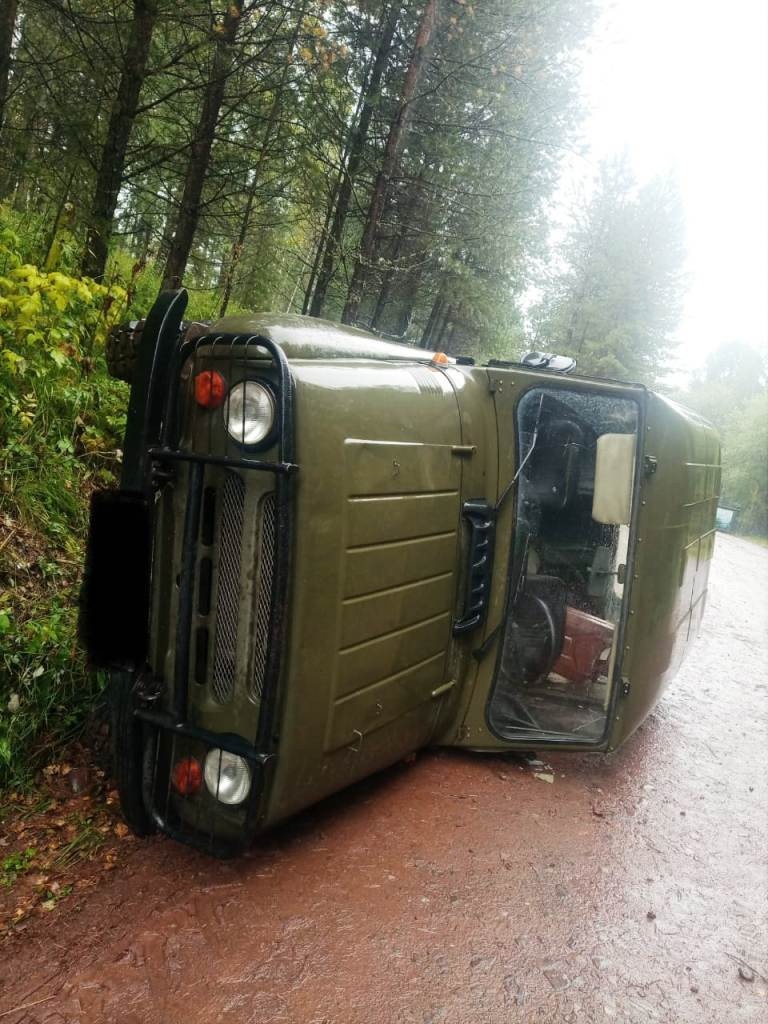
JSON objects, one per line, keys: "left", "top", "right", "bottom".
{"left": 82, "top": 295, "right": 721, "bottom": 856}
{"left": 1, "top": 533, "right": 765, "bottom": 1023}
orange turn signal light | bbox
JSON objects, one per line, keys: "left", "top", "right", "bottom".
{"left": 171, "top": 756, "right": 203, "bottom": 796}
{"left": 194, "top": 370, "right": 226, "bottom": 409}
{"left": 430, "top": 352, "right": 450, "bottom": 366}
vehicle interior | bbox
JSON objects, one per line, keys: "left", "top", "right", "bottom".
{"left": 489, "top": 386, "right": 639, "bottom": 742}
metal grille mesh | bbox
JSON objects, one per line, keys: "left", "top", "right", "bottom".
{"left": 250, "top": 493, "right": 276, "bottom": 701}
{"left": 212, "top": 471, "right": 245, "bottom": 703}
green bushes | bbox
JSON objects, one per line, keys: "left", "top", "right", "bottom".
{"left": 0, "top": 596, "right": 104, "bottom": 786}
{"left": 0, "top": 208, "right": 257, "bottom": 788}
{"left": 677, "top": 342, "right": 768, "bottom": 538}
{"left": 0, "top": 218, "right": 128, "bottom": 788}
{"left": 721, "top": 392, "right": 768, "bottom": 536}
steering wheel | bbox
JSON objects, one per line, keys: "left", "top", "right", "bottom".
{"left": 514, "top": 591, "right": 558, "bottom": 684}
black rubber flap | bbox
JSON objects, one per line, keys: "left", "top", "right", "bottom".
{"left": 79, "top": 489, "right": 152, "bottom": 669}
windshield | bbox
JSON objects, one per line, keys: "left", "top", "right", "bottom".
{"left": 488, "top": 387, "right": 640, "bottom": 743}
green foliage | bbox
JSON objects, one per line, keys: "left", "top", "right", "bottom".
{"left": 0, "top": 209, "right": 129, "bottom": 510}
{"left": 721, "top": 392, "right": 768, "bottom": 535}
{"left": 0, "top": 206, "right": 54, "bottom": 270}
{"left": 0, "top": 595, "right": 106, "bottom": 789}
{"left": 41, "top": 883, "right": 74, "bottom": 910}
{"left": 0, "top": 0, "right": 597, "bottom": 349}
{"left": 0, "top": 212, "right": 127, "bottom": 788}
{"left": 531, "top": 160, "right": 686, "bottom": 385}
{"left": 104, "top": 250, "right": 163, "bottom": 319}
{"left": 675, "top": 341, "right": 768, "bottom": 536}
{"left": 1, "top": 846, "right": 37, "bottom": 888}
{"left": 684, "top": 341, "right": 766, "bottom": 427}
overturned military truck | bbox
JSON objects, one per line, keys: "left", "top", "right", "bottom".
{"left": 80, "top": 290, "right": 720, "bottom": 856}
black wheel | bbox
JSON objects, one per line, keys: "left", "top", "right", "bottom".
{"left": 106, "top": 320, "right": 144, "bottom": 383}
{"left": 110, "top": 671, "right": 156, "bottom": 836}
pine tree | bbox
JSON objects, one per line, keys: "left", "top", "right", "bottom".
{"left": 531, "top": 159, "right": 686, "bottom": 384}
{"left": 161, "top": 0, "right": 246, "bottom": 289}
{"left": 342, "top": 0, "right": 439, "bottom": 325}
{"left": 0, "top": 0, "right": 18, "bottom": 135}
{"left": 81, "top": 0, "right": 159, "bottom": 280}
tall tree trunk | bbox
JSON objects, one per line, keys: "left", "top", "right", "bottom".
{"left": 81, "top": 0, "right": 158, "bottom": 280}
{"left": 372, "top": 253, "right": 425, "bottom": 336}
{"left": 306, "top": 2, "right": 398, "bottom": 318}
{"left": 43, "top": 167, "right": 77, "bottom": 271}
{"left": 342, "top": 0, "right": 439, "bottom": 326}
{"left": 162, "top": 0, "right": 244, "bottom": 291}
{"left": 421, "top": 283, "right": 448, "bottom": 348}
{"left": 219, "top": 4, "right": 306, "bottom": 317}
{"left": 436, "top": 303, "right": 453, "bottom": 347}
{"left": 0, "top": 0, "right": 17, "bottom": 136}
{"left": 301, "top": 178, "right": 340, "bottom": 315}
{"left": 301, "top": 78, "right": 368, "bottom": 316}
{"left": 370, "top": 168, "right": 426, "bottom": 332}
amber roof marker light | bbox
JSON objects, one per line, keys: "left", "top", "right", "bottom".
{"left": 430, "top": 352, "right": 451, "bottom": 366}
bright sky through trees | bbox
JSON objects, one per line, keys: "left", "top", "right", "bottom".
{"left": 563, "top": 0, "right": 767, "bottom": 375}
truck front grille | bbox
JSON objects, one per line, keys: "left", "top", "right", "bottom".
{"left": 251, "top": 493, "right": 276, "bottom": 700}
{"left": 212, "top": 471, "right": 245, "bottom": 703}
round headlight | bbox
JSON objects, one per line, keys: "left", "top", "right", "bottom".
{"left": 204, "top": 748, "right": 252, "bottom": 805}
{"left": 224, "top": 381, "right": 275, "bottom": 446}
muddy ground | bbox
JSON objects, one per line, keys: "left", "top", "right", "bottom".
{"left": 1, "top": 532, "right": 766, "bottom": 1024}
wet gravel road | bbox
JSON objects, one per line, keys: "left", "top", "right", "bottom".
{"left": 1, "top": 533, "right": 766, "bottom": 1023}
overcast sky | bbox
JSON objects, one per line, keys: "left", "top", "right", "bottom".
{"left": 559, "top": 0, "right": 768, "bottom": 376}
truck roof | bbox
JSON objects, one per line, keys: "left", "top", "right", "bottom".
{"left": 208, "top": 313, "right": 438, "bottom": 363}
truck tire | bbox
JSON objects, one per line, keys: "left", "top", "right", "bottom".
{"left": 110, "top": 671, "right": 156, "bottom": 836}
{"left": 106, "top": 317, "right": 211, "bottom": 383}
{"left": 106, "top": 320, "right": 144, "bottom": 383}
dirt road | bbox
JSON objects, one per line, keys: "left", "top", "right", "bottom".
{"left": 1, "top": 533, "right": 766, "bottom": 1024}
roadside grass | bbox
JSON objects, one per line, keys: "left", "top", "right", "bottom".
{"left": 0, "top": 476, "right": 116, "bottom": 791}
{"left": 0, "top": 475, "right": 117, "bottom": 791}
{"left": 0, "top": 215, "right": 129, "bottom": 790}
{"left": 1, "top": 846, "right": 37, "bottom": 888}
{"left": 0, "top": 206, "right": 259, "bottom": 791}
{"left": 52, "top": 815, "right": 106, "bottom": 870}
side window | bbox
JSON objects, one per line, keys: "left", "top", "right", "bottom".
{"left": 488, "top": 387, "right": 639, "bottom": 742}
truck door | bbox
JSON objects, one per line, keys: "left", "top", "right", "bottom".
{"left": 449, "top": 373, "right": 646, "bottom": 752}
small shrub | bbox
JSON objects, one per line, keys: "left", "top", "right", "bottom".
{"left": 1, "top": 846, "right": 38, "bottom": 888}
{"left": 0, "top": 214, "right": 128, "bottom": 788}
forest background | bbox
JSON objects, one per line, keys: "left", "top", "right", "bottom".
{"left": 0, "top": 0, "right": 765, "bottom": 785}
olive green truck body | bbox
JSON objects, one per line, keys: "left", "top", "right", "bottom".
{"left": 80, "top": 291, "right": 720, "bottom": 856}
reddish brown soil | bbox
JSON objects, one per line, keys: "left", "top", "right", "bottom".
{"left": 1, "top": 533, "right": 766, "bottom": 1024}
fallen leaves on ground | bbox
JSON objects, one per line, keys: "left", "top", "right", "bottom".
{"left": 0, "top": 746, "right": 134, "bottom": 941}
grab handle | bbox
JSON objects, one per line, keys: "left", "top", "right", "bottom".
{"left": 453, "top": 500, "right": 497, "bottom": 635}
